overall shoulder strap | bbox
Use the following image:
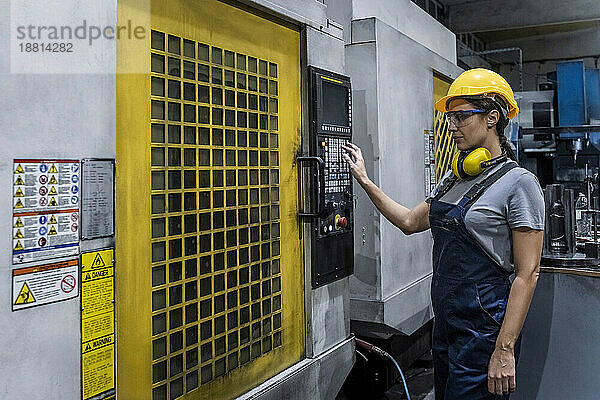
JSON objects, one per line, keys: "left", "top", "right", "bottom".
{"left": 462, "top": 163, "right": 518, "bottom": 210}
{"left": 433, "top": 175, "right": 458, "bottom": 201}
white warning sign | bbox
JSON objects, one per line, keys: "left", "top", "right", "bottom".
{"left": 12, "top": 209, "right": 79, "bottom": 264}
{"left": 13, "top": 159, "right": 80, "bottom": 264}
{"left": 12, "top": 259, "right": 79, "bottom": 311}
{"left": 13, "top": 159, "right": 80, "bottom": 212}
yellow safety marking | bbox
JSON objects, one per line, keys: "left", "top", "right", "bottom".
{"left": 14, "top": 240, "right": 24, "bottom": 251}
{"left": 49, "top": 164, "right": 58, "bottom": 173}
{"left": 321, "top": 75, "right": 343, "bottom": 85}
{"left": 49, "top": 186, "right": 57, "bottom": 195}
{"left": 82, "top": 249, "right": 114, "bottom": 272}
{"left": 49, "top": 175, "right": 58, "bottom": 184}
{"left": 15, "top": 176, "right": 24, "bottom": 185}
{"left": 82, "top": 267, "right": 114, "bottom": 283}
{"left": 82, "top": 334, "right": 115, "bottom": 354}
{"left": 14, "top": 229, "right": 23, "bottom": 239}
{"left": 15, "top": 282, "right": 36, "bottom": 305}
{"left": 15, "top": 164, "right": 24, "bottom": 174}
{"left": 433, "top": 110, "right": 455, "bottom": 181}
{"left": 15, "top": 187, "right": 24, "bottom": 197}
{"left": 49, "top": 226, "right": 58, "bottom": 235}
{"left": 49, "top": 215, "right": 57, "bottom": 224}
{"left": 49, "top": 197, "right": 58, "bottom": 207}
{"left": 14, "top": 218, "right": 24, "bottom": 228}
{"left": 14, "top": 199, "right": 24, "bottom": 209}
{"left": 93, "top": 253, "right": 106, "bottom": 268}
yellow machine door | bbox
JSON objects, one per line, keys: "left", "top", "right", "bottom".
{"left": 116, "top": 1, "right": 304, "bottom": 398}
{"left": 433, "top": 73, "right": 455, "bottom": 181}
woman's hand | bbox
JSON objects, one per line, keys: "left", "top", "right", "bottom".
{"left": 488, "top": 346, "right": 516, "bottom": 395}
{"left": 342, "top": 143, "right": 369, "bottom": 186}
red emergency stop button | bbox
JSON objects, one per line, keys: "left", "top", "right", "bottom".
{"left": 335, "top": 214, "right": 348, "bottom": 229}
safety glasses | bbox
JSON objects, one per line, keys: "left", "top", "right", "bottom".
{"left": 444, "top": 109, "right": 487, "bottom": 127}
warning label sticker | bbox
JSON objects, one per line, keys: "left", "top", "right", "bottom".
{"left": 82, "top": 342, "right": 115, "bottom": 400}
{"left": 12, "top": 209, "right": 79, "bottom": 264}
{"left": 81, "top": 248, "right": 115, "bottom": 400}
{"left": 12, "top": 259, "right": 79, "bottom": 311}
{"left": 13, "top": 159, "right": 80, "bottom": 213}
{"left": 13, "top": 159, "right": 80, "bottom": 264}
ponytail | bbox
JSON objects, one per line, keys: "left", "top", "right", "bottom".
{"left": 498, "top": 129, "right": 518, "bottom": 161}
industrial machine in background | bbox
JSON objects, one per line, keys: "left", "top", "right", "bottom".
{"left": 518, "top": 60, "right": 600, "bottom": 267}
{"left": 518, "top": 60, "right": 600, "bottom": 191}
{"left": 300, "top": 66, "right": 354, "bottom": 288}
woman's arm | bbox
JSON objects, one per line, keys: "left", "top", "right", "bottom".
{"left": 342, "top": 143, "right": 430, "bottom": 235}
{"left": 488, "top": 227, "right": 544, "bottom": 395}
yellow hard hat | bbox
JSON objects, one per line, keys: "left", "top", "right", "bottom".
{"left": 435, "top": 68, "right": 519, "bottom": 119}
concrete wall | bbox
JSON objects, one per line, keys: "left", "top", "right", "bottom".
{"left": 0, "top": 0, "right": 116, "bottom": 398}
{"left": 346, "top": 17, "right": 462, "bottom": 335}
{"left": 325, "top": 0, "right": 456, "bottom": 64}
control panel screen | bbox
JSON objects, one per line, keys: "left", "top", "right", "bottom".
{"left": 322, "top": 80, "right": 349, "bottom": 127}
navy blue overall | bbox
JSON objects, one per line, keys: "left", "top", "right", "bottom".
{"left": 429, "top": 163, "right": 521, "bottom": 399}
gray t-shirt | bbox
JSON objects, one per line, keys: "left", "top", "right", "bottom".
{"left": 426, "top": 160, "right": 545, "bottom": 272}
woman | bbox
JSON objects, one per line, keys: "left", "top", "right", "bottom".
{"left": 343, "top": 68, "right": 544, "bottom": 399}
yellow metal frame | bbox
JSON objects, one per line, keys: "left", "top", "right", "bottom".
{"left": 433, "top": 73, "right": 455, "bottom": 181}
{"left": 117, "top": 1, "right": 304, "bottom": 399}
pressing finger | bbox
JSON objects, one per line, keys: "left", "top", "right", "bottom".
{"left": 342, "top": 145, "right": 358, "bottom": 159}
{"left": 509, "top": 375, "right": 516, "bottom": 392}
{"left": 343, "top": 153, "right": 355, "bottom": 166}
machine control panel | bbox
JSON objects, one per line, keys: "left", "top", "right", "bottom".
{"left": 299, "top": 66, "right": 354, "bottom": 288}
{"left": 318, "top": 136, "right": 352, "bottom": 237}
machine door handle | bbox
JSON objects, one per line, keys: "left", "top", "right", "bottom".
{"left": 297, "top": 156, "right": 326, "bottom": 219}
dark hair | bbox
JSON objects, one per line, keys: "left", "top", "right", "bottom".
{"left": 465, "top": 97, "right": 518, "bottom": 162}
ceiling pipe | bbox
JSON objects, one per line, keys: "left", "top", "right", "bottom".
{"left": 459, "top": 43, "right": 524, "bottom": 91}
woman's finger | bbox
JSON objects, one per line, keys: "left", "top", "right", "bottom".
{"left": 509, "top": 375, "right": 516, "bottom": 392}
{"left": 342, "top": 153, "right": 355, "bottom": 167}
{"left": 501, "top": 377, "right": 509, "bottom": 394}
{"left": 488, "top": 377, "right": 495, "bottom": 394}
{"left": 341, "top": 145, "right": 358, "bottom": 161}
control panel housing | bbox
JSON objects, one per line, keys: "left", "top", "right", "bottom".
{"left": 304, "top": 66, "right": 354, "bottom": 288}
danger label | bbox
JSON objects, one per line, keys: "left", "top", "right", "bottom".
{"left": 82, "top": 268, "right": 114, "bottom": 283}
{"left": 12, "top": 259, "right": 79, "bottom": 311}
{"left": 81, "top": 248, "right": 115, "bottom": 400}
{"left": 82, "top": 312, "right": 114, "bottom": 343}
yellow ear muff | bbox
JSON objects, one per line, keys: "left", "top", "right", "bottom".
{"left": 451, "top": 148, "right": 492, "bottom": 179}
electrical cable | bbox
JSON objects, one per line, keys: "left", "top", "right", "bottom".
{"left": 354, "top": 337, "right": 412, "bottom": 400}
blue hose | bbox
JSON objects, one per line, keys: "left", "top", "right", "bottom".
{"left": 385, "top": 352, "right": 411, "bottom": 400}
{"left": 354, "top": 337, "right": 412, "bottom": 400}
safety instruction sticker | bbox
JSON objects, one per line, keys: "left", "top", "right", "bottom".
{"left": 13, "top": 159, "right": 80, "bottom": 264}
{"left": 13, "top": 209, "right": 80, "bottom": 264}
{"left": 81, "top": 248, "right": 115, "bottom": 400}
{"left": 12, "top": 259, "right": 79, "bottom": 311}
{"left": 13, "top": 159, "right": 80, "bottom": 212}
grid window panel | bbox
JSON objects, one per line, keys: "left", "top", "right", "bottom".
{"left": 151, "top": 30, "right": 282, "bottom": 396}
